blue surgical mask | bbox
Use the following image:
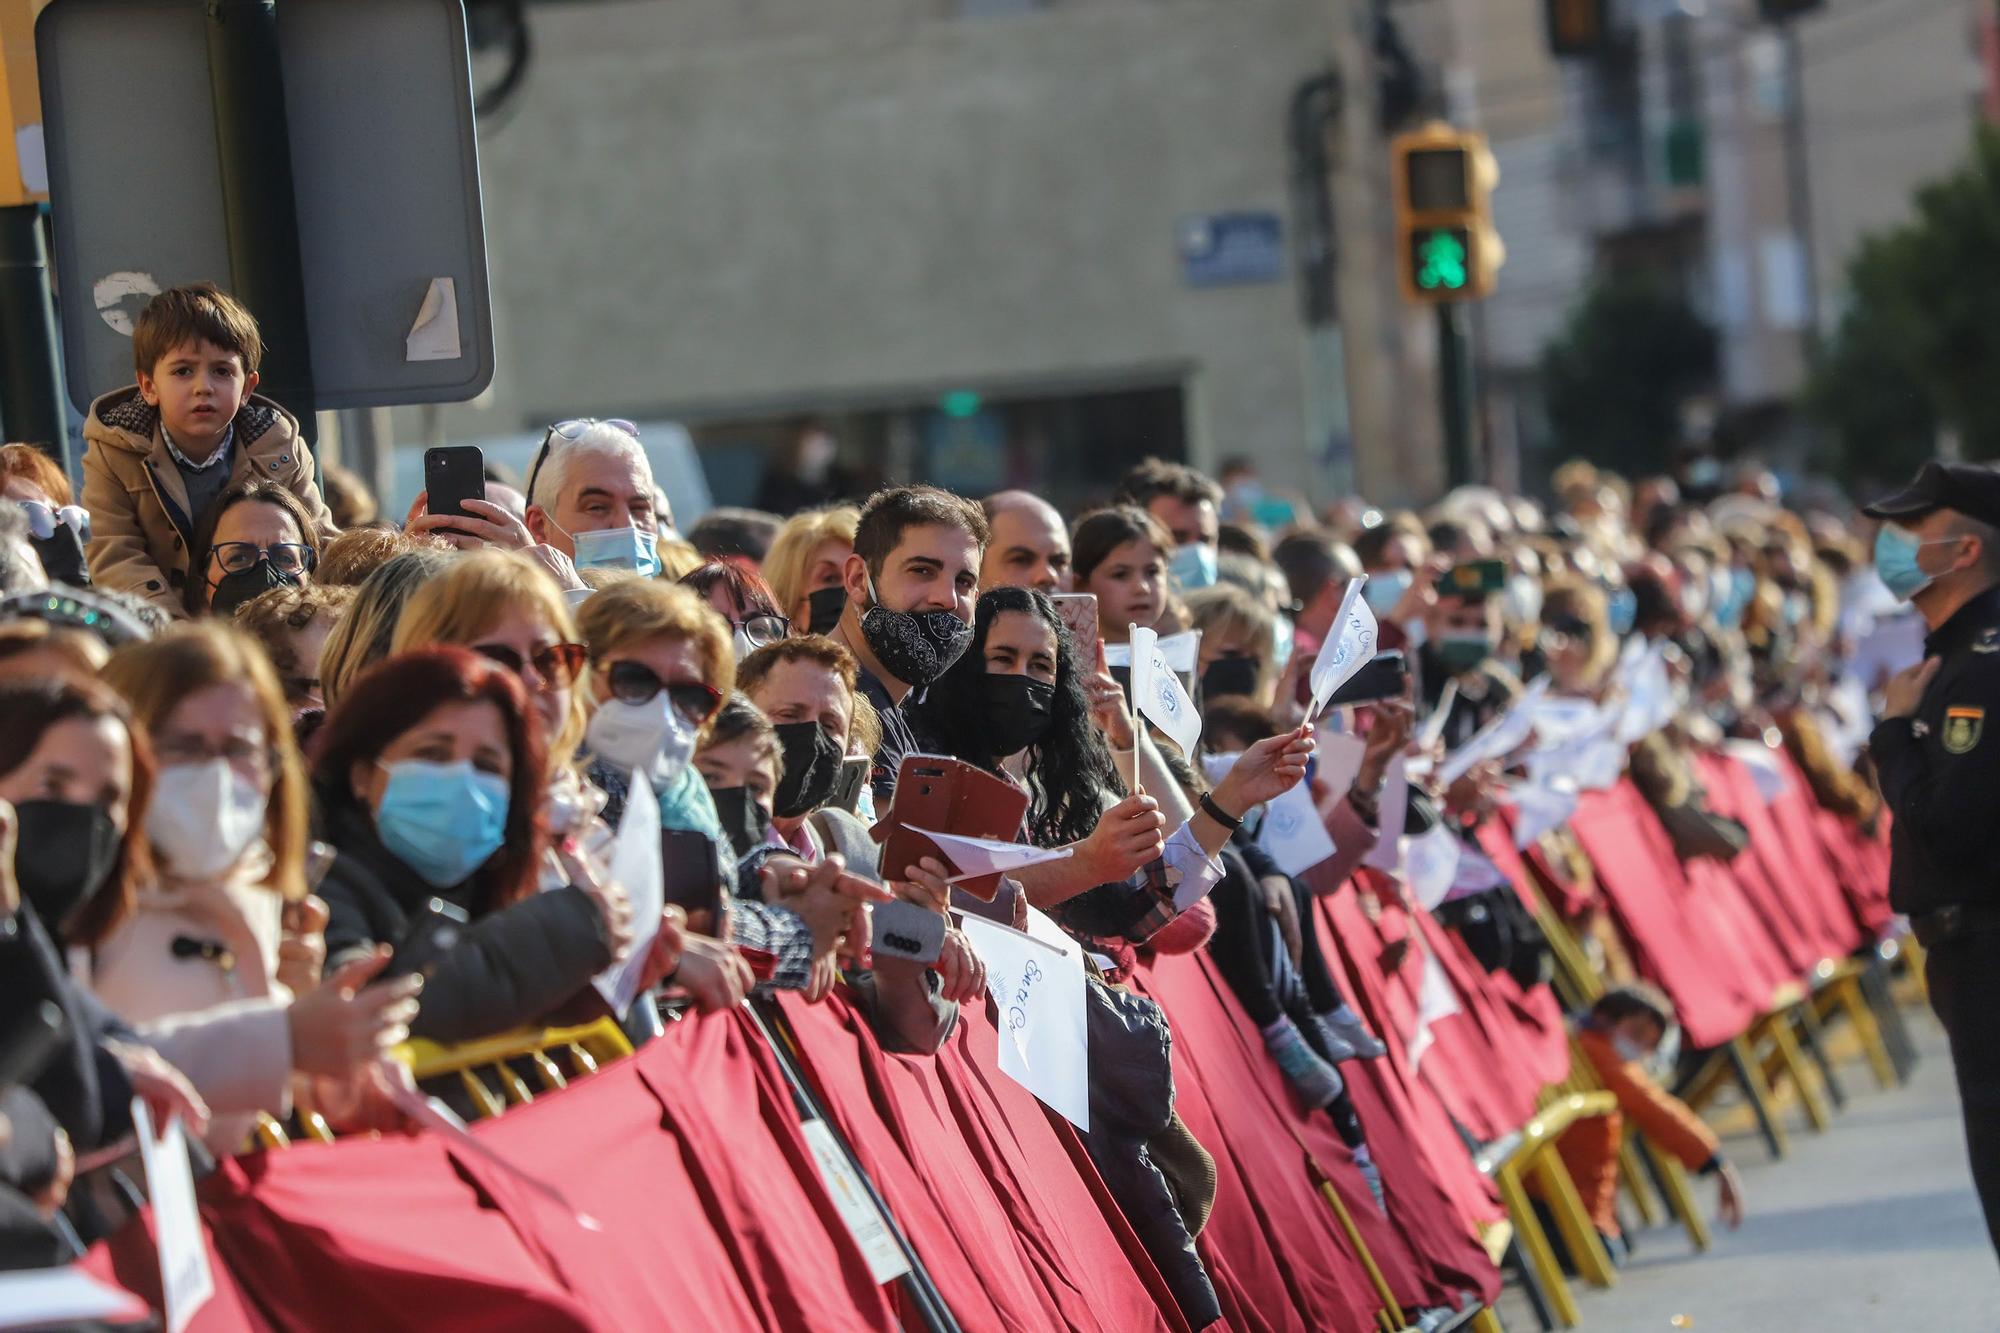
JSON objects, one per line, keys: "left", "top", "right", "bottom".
{"left": 571, "top": 524, "right": 660, "bottom": 577}
{"left": 1362, "top": 570, "right": 1412, "bottom": 617}
{"left": 1272, "top": 612, "right": 1296, "bottom": 670}
{"left": 1715, "top": 568, "right": 1754, "bottom": 629}
{"left": 1874, "top": 523, "right": 1953, "bottom": 602}
{"left": 374, "top": 759, "right": 509, "bottom": 888}
{"left": 1169, "top": 542, "right": 1218, "bottom": 592}
{"left": 1610, "top": 1033, "right": 1650, "bottom": 1065}
{"left": 1607, "top": 588, "right": 1637, "bottom": 637}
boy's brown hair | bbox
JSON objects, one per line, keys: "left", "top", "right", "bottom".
{"left": 133, "top": 283, "right": 264, "bottom": 376}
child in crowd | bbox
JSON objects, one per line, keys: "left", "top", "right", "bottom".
{"left": 81, "top": 283, "right": 335, "bottom": 617}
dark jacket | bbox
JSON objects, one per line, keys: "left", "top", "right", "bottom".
{"left": 316, "top": 805, "right": 613, "bottom": 1045}
{"left": 0, "top": 906, "right": 136, "bottom": 1161}
{"left": 1871, "top": 583, "right": 2000, "bottom": 918}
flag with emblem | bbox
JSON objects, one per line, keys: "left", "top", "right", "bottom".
{"left": 1308, "top": 576, "right": 1378, "bottom": 718}
{"left": 1945, "top": 705, "right": 1984, "bottom": 754}
{"left": 1129, "top": 623, "right": 1203, "bottom": 758}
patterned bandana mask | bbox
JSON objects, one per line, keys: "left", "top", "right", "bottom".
{"left": 858, "top": 575, "right": 973, "bottom": 688}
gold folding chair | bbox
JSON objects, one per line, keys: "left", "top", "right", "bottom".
{"left": 394, "top": 1017, "right": 634, "bottom": 1121}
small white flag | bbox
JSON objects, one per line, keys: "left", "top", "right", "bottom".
{"left": 131, "top": 1099, "right": 215, "bottom": 1333}
{"left": 909, "top": 828, "right": 1074, "bottom": 883}
{"left": 1102, "top": 630, "right": 1201, "bottom": 675}
{"left": 1405, "top": 821, "right": 1463, "bottom": 910}
{"left": 1309, "top": 577, "right": 1379, "bottom": 717}
{"left": 1504, "top": 776, "right": 1580, "bottom": 849}
{"left": 1362, "top": 755, "right": 1411, "bottom": 872}
{"left": 960, "top": 907, "right": 1091, "bottom": 1131}
{"left": 1256, "top": 778, "right": 1339, "bottom": 876}
{"left": 1406, "top": 946, "right": 1463, "bottom": 1072}
{"left": 1129, "top": 623, "right": 1204, "bottom": 758}
{"left": 594, "top": 766, "right": 664, "bottom": 1016}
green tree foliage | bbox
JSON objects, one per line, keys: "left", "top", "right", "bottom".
{"left": 1541, "top": 276, "right": 1718, "bottom": 478}
{"left": 1809, "top": 128, "right": 2000, "bottom": 489}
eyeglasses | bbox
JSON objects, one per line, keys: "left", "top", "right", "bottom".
{"left": 523, "top": 417, "right": 641, "bottom": 508}
{"left": 212, "top": 541, "right": 315, "bottom": 577}
{"left": 16, "top": 500, "right": 89, "bottom": 542}
{"left": 734, "top": 613, "right": 791, "bottom": 649}
{"left": 154, "top": 732, "right": 273, "bottom": 775}
{"left": 474, "top": 641, "right": 588, "bottom": 692}
{"left": 607, "top": 659, "right": 721, "bottom": 726}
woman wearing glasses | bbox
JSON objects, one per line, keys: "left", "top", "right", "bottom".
{"left": 679, "top": 561, "right": 791, "bottom": 659}
{"left": 185, "top": 482, "right": 322, "bottom": 619}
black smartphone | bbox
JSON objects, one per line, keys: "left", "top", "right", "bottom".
{"left": 383, "top": 897, "right": 471, "bottom": 981}
{"left": 424, "top": 445, "right": 485, "bottom": 522}
{"left": 1441, "top": 558, "right": 1506, "bottom": 599}
{"left": 0, "top": 1000, "right": 67, "bottom": 1088}
{"left": 828, "top": 756, "right": 871, "bottom": 815}
{"left": 1327, "top": 650, "right": 1408, "bottom": 706}
{"left": 662, "top": 828, "right": 724, "bottom": 927}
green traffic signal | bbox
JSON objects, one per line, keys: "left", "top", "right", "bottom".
{"left": 1414, "top": 228, "right": 1470, "bottom": 291}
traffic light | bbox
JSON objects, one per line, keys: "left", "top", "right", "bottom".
{"left": 1390, "top": 123, "right": 1502, "bottom": 305}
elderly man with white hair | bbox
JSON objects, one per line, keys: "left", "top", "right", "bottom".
{"left": 407, "top": 418, "right": 669, "bottom": 590}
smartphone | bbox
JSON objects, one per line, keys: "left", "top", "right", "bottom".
{"left": 869, "top": 898, "right": 948, "bottom": 965}
{"left": 1052, "top": 593, "right": 1100, "bottom": 659}
{"left": 876, "top": 753, "right": 1031, "bottom": 902}
{"left": 1326, "top": 650, "right": 1408, "bottom": 706}
{"left": 828, "top": 756, "right": 871, "bottom": 816}
{"left": 424, "top": 445, "right": 485, "bottom": 522}
{"left": 662, "top": 828, "right": 725, "bottom": 931}
{"left": 1441, "top": 558, "right": 1506, "bottom": 600}
{"left": 0, "top": 1000, "right": 67, "bottom": 1088}
{"left": 383, "top": 897, "right": 472, "bottom": 981}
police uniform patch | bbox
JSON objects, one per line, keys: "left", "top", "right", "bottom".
{"left": 1944, "top": 706, "right": 1985, "bottom": 754}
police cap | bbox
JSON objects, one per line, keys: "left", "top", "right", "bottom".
{"left": 1862, "top": 461, "right": 2000, "bottom": 528}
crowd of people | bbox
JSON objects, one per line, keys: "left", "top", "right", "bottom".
{"left": 0, "top": 282, "right": 1939, "bottom": 1328}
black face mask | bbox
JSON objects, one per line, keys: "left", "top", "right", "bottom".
{"left": 805, "top": 585, "right": 848, "bottom": 637}
{"left": 14, "top": 800, "right": 122, "bottom": 940}
{"left": 979, "top": 672, "right": 1056, "bottom": 759}
{"left": 708, "top": 786, "right": 772, "bottom": 861}
{"left": 209, "top": 558, "right": 296, "bottom": 619}
{"left": 773, "top": 720, "right": 843, "bottom": 818}
{"left": 31, "top": 526, "right": 88, "bottom": 588}
{"left": 859, "top": 586, "right": 973, "bottom": 689}
{"left": 1201, "top": 655, "right": 1261, "bottom": 701}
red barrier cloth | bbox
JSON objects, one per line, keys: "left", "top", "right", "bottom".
{"left": 83, "top": 1201, "right": 269, "bottom": 1333}
{"left": 1701, "top": 755, "right": 1859, "bottom": 962}
{"left": 1691, "top": 756, "right": 1828, "bottom": 973}
{"left": 1131, "top": 950, "right": 1423, "bottom": 1329}
{"left": 1566, "top": 784, "right": 1761, "bottom": 1048}
{"left": 1754, "top": 754, "right": 1867, "bottom": 956}
{"left": 775, "top": 988, "right": 1179, "bottom": 1333}
{"left": 1314, "top": 885, "right": 1508, "bottom": 1242}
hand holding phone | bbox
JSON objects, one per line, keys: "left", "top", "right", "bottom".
{"left": 1327, "top": 650, "right": 1409, "bottom": 707}
{"left": 1053, "top": 593, "right": 1100, "bottom": 659}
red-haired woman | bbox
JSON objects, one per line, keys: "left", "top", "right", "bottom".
{"left": 311, "top": 647, "right": 676, "bottom": 1044}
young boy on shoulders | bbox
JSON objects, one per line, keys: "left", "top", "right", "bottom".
{"left": 81, "top": 283, "right": 335, "bottom": 616}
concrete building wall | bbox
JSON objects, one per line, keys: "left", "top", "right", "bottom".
{"left": 420, "top": 0, "right": 1368, "bottom": 500}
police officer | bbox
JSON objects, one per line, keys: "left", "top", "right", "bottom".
{"left": 1864, "top": 461, "right": 2000, "bottom": 1258}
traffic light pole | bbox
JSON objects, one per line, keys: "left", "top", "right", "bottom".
{"left": 206, "top": 0, "right": 317, "bottom": 444}
{"left": 0, "top": 204, "right": 67, "bottom": 457}
{"left": 1435, "top": 302, "right": 1475, "bottom": 488}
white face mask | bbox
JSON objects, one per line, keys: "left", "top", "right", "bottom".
{"left": 147, "top": 759, "right": 267, "bottom": 880}
{"left": 731, "top": 626, "right": 757, "bottom": 663}
{"left": 585, "top": 692, "right": 697, "bottom": 781}
{"left": 1610, "top": 1033, "right": 1651, "bottom": 1065}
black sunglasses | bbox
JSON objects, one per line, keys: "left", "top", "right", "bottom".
{"left": 607, "top": 659, "right": 721, "bottom": 726}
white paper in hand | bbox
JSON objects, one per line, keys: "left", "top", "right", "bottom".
{"left": 1406, "top": 947, "right": 1463, "bottom": 1072}
{"left": 1404, "top": 821, "right": 1462, "bottom": 910}
{"left": 1309, "top": 577, "right": 1378, "bottom": 717}
{"left": 594, "top": 766, "right": 663, "bottom": 1016}
{"left": 1362, "top": 756, "right": 1410, "bottom": 871}
{"left": 910, "top": 828, "right": 1074, "bottom": 883}
{"left": 1504, "top": 776, "right": 1580, "bottom": 849}
{"left": 131, "top": 1098, "right": 214, "bottom": 1333}
{"left": 1129, "top": 624, "right": 1204, "bottom": 758}
{"left": 960, "top": 907, "right": 1090, "bottom": 1130}
{"left": 1255, "top": 777, "right": 1339, "bottom": 876}
{"left": 798, "top": 1118, "right": 912, "bottom": 1284}
{"left": 1723, "top": 738, "right": 1789, "bottom": 802}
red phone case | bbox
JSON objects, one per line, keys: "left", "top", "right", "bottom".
{"left": 873, "top": 753, "right": 1031, "bottom": 901}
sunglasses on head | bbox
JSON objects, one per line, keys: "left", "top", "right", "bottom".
{"left": 606, "top": 659, "right": 721, "bottom": 725}
{"left": 474, "top": 641, "right": 588, "bottom": 691}
{"left": 523, "top": 417, "right": 641, "bottom": 508}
